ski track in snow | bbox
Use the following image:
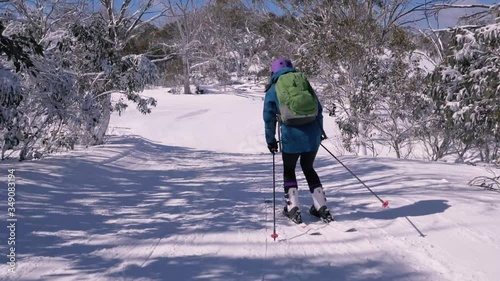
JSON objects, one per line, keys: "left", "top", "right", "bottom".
{"left": 0, "top": 89, "right": 499, "bottom": 281}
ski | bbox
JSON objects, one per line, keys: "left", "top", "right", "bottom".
{"left": 283, "top": 214, "right": 322, "bottom": 236}
{"left": 305, "top": 211, "right": 357, "bottom": 233}
{"left": 264, "top": 199, "right": 357, "bottom": 233}
{"left": 323, "top": 221, "right": 357, "bottom": 233}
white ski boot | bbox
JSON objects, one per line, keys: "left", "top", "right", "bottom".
{"left": 309, "top": 187, "right": 334, "bottom": 222}
{"left": 283, "top": 187, "right": 302, "bottom": 224}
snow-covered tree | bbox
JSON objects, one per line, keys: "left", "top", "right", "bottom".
{"left": 161, "top": 0, "right": 208, "bottom": 94}
{"left": 430, "top": 23, "right": 500, "bottom": 162}
{"left": 65, "top": 15, "right": 159, "bottom": 144}
{"left": 201, "top": 1, "right": 258, "bottom": 80}
{"left": 0, "top": 20, "right": 44, "bottom": 159}
{"left": 424, "top": 3, "right": 499, "bottom": 162}
{"left": 361, "top": 49, "right": 433, "bottom": 158}
{"left": 0, "top": 0, "right": 163, "bottom": 160}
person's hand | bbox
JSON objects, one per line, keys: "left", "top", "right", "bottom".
{"left": 267, "top": 141, "right": 278, "bottom": 154}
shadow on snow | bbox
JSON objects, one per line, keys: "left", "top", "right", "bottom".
{"left": 1, "top": 135, "right": 442, "bottom": 280}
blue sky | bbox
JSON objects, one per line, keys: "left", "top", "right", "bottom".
{"left": 410, "top": 0, "right": 500, "bottom": 28}
{"left": 258, "top": 0, "right": 499, "bottom": 28}
{"left": 91, "top": 0, "right": 498, "bottom": 28}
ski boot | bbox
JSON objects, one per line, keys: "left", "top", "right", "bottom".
{"left": 283, "top": 187, "right": 302, "bottom": 224}
{"left": 309, "top": 187, "right": 334, "bottom": 223}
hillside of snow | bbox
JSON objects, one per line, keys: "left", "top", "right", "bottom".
{"left": 0, "top": 86, "right": 499, "bottom": 281}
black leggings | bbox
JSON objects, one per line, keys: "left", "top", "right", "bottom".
{"left": 282, "top": 150, "right": 321, "bottom": 193}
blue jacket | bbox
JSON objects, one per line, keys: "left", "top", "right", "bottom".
{"left": 263, "top": 67, "right": 323, "bottom": 154}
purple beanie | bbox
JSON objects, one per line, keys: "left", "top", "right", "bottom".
{"left": 270, "top": 58, "right": 293, "bottom": 73}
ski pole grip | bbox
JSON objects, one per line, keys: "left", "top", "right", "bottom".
{"left": 321, "top": 128, "right": 328, "bottom": 140}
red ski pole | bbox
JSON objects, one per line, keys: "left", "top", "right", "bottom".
{"left": 271, "top": 152, "right": 279, "bottom": 240}
{"left": 320, "top": 143, "right": 389, "bottom": 208}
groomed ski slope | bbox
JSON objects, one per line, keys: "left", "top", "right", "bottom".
{"left": 1, "top": 86, "right": 499, "bottom": 281}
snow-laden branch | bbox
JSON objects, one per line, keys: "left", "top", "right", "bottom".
{"left": 151, "top": 55, "right": 175, "bottom": 63}
{"left": 116, "top": 0, "right": 133, "bottom": 26}
{"left": 432, "top": 25, "right": 484, "bottom": 32}
{"left": 94, "top": 90, "right": 126, "bottom": 99}
{"left": 431, "top": 4, "right": 493, "bottom": 10}
{"left": 418, "top": 29, "right": 444, "bottom": 62}
{"left": 125, "top": 3, "right": 168, "bottom": 40}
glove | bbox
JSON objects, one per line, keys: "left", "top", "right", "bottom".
{"left": 267, "top": 141, "right": 278, "bottom": 154}
{"left": 321, "top": 130, "right": 328, "bottom": 141}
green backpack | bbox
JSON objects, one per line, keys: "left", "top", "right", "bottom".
{"left": 275, "top": 72, "right": 318, "bottom": 126}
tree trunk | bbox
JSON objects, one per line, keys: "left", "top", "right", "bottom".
{"left": 358, "top": 121, "right": 367, "bottom": 156}
{"left": 456, "top": 143, "right": 471, "bottom": 163}
{"left": 483, "top": 143, "right": 491, "bottom": 162}
{"left": 394, "top": 139, "right": 401, "bottom": 159}
{"left": 183, "top": 50, "right": 190, "bottom": 95}
{"left": 95, "top": 94, "right": 112, "bottom": 145}
{"left": 433, "top": 134, "right": 450, "bottom": 161}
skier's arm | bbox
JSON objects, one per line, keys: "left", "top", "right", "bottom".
{"left": 317, "top": 99, "right": 324, "bottom": 132}
{"left": 263, "top": 89, "right": 278, "bottom": 144}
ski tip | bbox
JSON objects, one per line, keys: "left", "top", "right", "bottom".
{"left": 271, "top": 233, "right": 279, "bottom": 240}
{"left": 382, "top": 201, "right": 389, "bottom": 208}
{"left": 345, "top": 228, "right": 357, "bottom": 232}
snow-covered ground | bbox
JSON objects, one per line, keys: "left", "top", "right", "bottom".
{"left": 0, "top": 86, "right": 499, "bottom": 281}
